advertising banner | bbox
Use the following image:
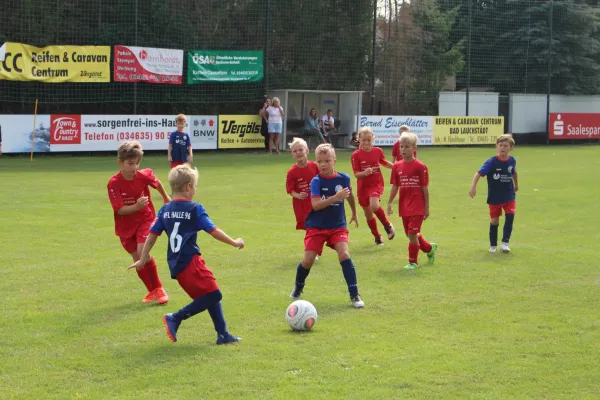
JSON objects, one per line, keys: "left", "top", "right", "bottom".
{"left": 549, "top": 113, "right": 600, "bottom": 140}
{"left": 359, "top": 116, "right": 434, "bottom": 146}
{"left": 0, "top": 42, "right": 110, "bottom": 82}
{"left": 114, "top": 46, "right": 183, "bottom": 84}
{"left": 0, "top": 115, "right": 218, "bottom": 153}
{"left": 433, "top": 116, "right": 504, "bottom": 145}
{"left": 188, "top": 50, "right": 263, "bottom": 83}
{"left": 218, "top": 115, "right": 264, "bottom": 149}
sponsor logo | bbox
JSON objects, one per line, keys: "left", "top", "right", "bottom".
{"left": 50, "top": 114, "right": 81, "bottom": 144}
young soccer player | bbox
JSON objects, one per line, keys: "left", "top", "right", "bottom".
{"left": 290, "top": 144, "right": 365, "bottom": 308}
{"left": 387, "top": 132, "right": 437, "bottom": 270}
{"left": 128, "top": 164, "right": 243, "bottom": 345}
{"left": 168, "top": 114, "right": 193, "bottom": 169}
{"left": 391, "top": 125, "right": 417, "bottom": 162}
{"left": 469, "top": 134, "right": 518, "bottom": 253}
{"left": 286, "top": 138, "right": 319, "bottom": 230}
{"left": 351, "top": 127, "right": 395, "bottom": 246}
{"left": 107, "top": 141, "right": 171, "bottom": 303}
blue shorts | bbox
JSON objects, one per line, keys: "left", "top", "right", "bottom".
{"left": 268, "top": 122, "right": 282, "bottom": 134}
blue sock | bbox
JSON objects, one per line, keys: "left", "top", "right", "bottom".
{"left": 489, "top": 223, "right": 499, "bottom": 247}
{"left": 173, "top": 290, "right": 222, "bottom": 321}
{"left": 295, "top": 263, "right": 311, "bottom": 288}
{"left": 502, "top": 214, "right": 515, "bottom": 243}
{"left": 340, "top": 259, "right": 358, "bottom": 297}
{"left": 207, "top": 301, "right": 228, "bottom": 336}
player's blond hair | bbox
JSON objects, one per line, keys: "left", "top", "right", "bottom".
{"left": 289, "top": 137, "right": 308, "bottom": 150}
{"left": 399, "top": 132, "right": 418, "bottom": 147}
{"left": 169, "top": 164, "right": 199, "bottom": 193}
{"left": 399, "top": 125, "right": 410, "bottom": 133}
{"left": 272, "top": 97, "right": 281, "bottom": 105}
{"left": 315, "top": 143, "right": 336, "bottom": 158}
{"left": 175, "top": 113, "right": 187, "bottom": 123}
{"left": 496, "top": 133, "right": 515, "bottom": 147}
{"left": 117, "top": 141, "right": 144, "bottom": 161}
{"left": 357, "top": 127, "right": 374, "bottom": 139}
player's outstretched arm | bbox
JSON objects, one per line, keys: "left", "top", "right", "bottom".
{"left": 423, "top": 186, "right": 430, "bottom": 220}
{"left": 210, "top": 229, "right": 245, "bottom": 249}
{"left": 469, "top": 172, "right": 480, "bottom": 198}
{"left": 387, "top": 185, "right": 399, "bottom": 215}
{"left": 128, "top": 234, "right": 158, "bottom": 271}
{"left": 382, "top": 160, "right": 394, "bottom": 169}
{"left": 155, "top": 180, "right": 172, "bottom": 204}
{"left": 347, "top": 193, "right": 359, "bottom": 227}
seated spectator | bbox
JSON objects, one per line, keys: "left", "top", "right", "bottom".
{"left": 320, "top": 109, "right": 336, "bottom": 142}
{"left": 304, "top": 108, "right": 326, "bottom": 145}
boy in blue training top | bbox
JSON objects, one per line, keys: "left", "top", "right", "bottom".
{"left": 290, "top": 143, "right": 365, "bottom": 308}
{"left": 168, "top": 113, "right": 193, "bottom": 169}
{"left": 128, "top": 164, "right": 244, "bottom": 345}
{"left": 469, "top": 134, "right": 519, "bottom": 253}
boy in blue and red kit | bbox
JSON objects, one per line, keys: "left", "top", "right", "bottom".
{"left": 387, "top": 132, "right": 437, "bottom": 270}
{"left": 286, "top": 138, "right": 319, "bottom": 230}
{"left": 107, "top": 141, "right": 171, "bottom": 303}
{"left": 290, "top": 144, "right": 365, "bottom": 308}
{"left": 168, "top": 113, "right": 193, "bottom": 169}
{"left": 469, "top": 134, "right": 519, "bottom": 253}
{"left": 128, "top": 164, "right": 243, "bottom": 345}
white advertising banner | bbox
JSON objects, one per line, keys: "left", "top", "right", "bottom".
{"left": 0, "top": 114, "right": 218, "bottom": 153}
{"left": 359, "top": 116, "right": 434, "bottom": 146}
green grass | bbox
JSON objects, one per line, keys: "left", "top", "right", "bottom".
{"left": 1, "top": 146, "right": 599, "bottom": 399}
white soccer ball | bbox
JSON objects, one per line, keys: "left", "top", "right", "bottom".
{"left": 286, "top": 300, "right": 318, "bottom": 331}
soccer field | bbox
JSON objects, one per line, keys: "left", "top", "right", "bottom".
{"left": 1, "top": 146, "right": 599, "bottom": 399}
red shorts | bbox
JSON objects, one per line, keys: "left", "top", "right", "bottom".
{"left": 304, "top": 228, "right": 349, "bottom": 256}
{"left": 358, "top": 186, "right": 383, "bottom": 208}
{"left": 402, "top": 215, "right": 424, "bottom": 235}
{"left": 489, "top": 201, "right": 516, "bottom": 218}
{"left": 119, "top": 219, "right": 153, "bottom": 254}
{"left": 176, "top": 255, "right": 219, "bottom": 299}
{"left": 170, "top": 161, "right": 186, "bottom": 169}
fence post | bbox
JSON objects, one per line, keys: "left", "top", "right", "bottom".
{"left": 545, "top": 0, "right": 553, "bottom": 145}
{"left": 370, "top": 0, "right": 376, "bottom": 115}
{"left": 466, "top": 0, "right": 472, "bottom": 116}
{"left": 133, "top": 0, "right": 138, "bottom": 115}
{"left": 264, "top": 0, "right": 270, "bottom": 93}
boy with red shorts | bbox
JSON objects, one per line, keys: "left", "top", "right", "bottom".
{"left": 286, "top": 138, "right": 319, "bottom": 230}
{"left": 289, "top": 144, "right": 364, "bottom": 308}
{"left": 387, "top": 132, "right": 437, "bottom": 270}
{"left": 129, "top": 164, "right": 243, "bottom": 345}
{"left": 107, "top": 141, "right": 171, "bottom": 303}
{"left": 469, "top": 134, "right": 518, "bottom": 253}
{"left": 351, "top": 127, "right": 395, "bottom": 246}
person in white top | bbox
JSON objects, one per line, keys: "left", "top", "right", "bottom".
{"left": 320, "top": 109, "right": 335, "bottom": 142}
{"left": 266, "top": 97, "right": 284, "bottom": 154}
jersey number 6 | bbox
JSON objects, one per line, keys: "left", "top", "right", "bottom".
{"left": 170, "top": 222, "right": 183, "bottom": 253}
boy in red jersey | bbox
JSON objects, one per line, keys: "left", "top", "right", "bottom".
{"left": 351, "top": 127, "right": 395, "bottom": 246}
{"left": 387, "top": 132, "right": 437, "bottom": 269}
{"left": 107, "top": 141, "right": 171, "bottom": 303}
{"left": 391, "top": 125, "right": 417, "bottom": 162}
{"left": 168, "top": 114, "right": 193, "bottom": 169}
{"left": 286, "top": 138, "right": 320, "bottom": 230}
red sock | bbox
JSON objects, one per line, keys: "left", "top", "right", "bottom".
{"left": 145, "top": 258, "right": 163, "bottom": 291}
{"left": 408, "top": 243, "right": 420, "bottom": 264}
{"left": 367, "top": 217, "right": 380, "bottom": 238}
{"left": 136, "top": 266, "right": 153, "bottom": 292}
{"left": 418, "top": 233, "right": 432, "bottom": 253}
{"left": 375, "top": 207, "right": 391, "bottom": 227}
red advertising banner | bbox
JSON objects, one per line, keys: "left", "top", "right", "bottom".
{"left": 113, "top": 45, "right": 183, "bottom": 84}
{"left": 50, "top": 115, "right": 81, "bottom": 144}
{"left": 549, "top": 113, "right": 600, "bottom": 140}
